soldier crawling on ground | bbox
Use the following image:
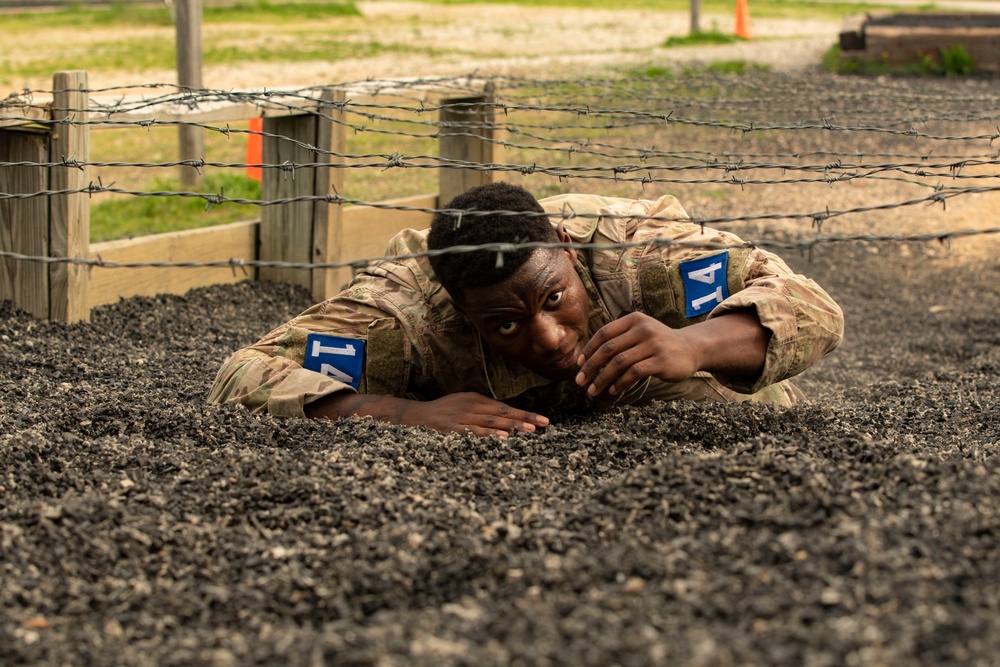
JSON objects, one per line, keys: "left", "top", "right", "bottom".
{"left": 208, "top": 182, "right": 844, "bottom": 437}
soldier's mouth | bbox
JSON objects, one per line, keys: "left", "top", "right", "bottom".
{"left": 550, "top": 344, "right": 581, "bottom": 373}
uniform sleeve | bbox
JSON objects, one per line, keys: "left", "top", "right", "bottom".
{"left": 206, "top": 350, "right": 347, "bottom": 418}
{"left": 207, "top": 280, "right": 413, "bottom": 418}
{"left": 634, "top": 196, "right": 844, "bottom": 395}
{"left": 708, "top": 248, "right": 844, "bottom": 394}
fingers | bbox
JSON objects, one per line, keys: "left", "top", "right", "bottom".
{"left": 458, "top": 395, "right": 550, "bottom": 438}
{"left": 479, "top": 407, "right": 549, "bottom": 437}
{"left": 461, "top": 419, "right": 534, "bottom": 439}
{"left": 577, "top": 350, "right": 648, "bottom": 397}
{"left": 576, "top": 325, "right": 648, "bottom": 397}
{"left": 491, "top": 401, "right": 549, "bottom": 428}
{"left": 463, "top": 425, "right": 512, "bottom": 438}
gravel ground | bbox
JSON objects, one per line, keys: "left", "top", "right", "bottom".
{"left": 3, "top": 176, "right": 1000, "bottom": 666}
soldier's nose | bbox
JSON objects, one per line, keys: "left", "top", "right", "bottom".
{"left": 532, "top": 314, "right": 563, "bottom": 354}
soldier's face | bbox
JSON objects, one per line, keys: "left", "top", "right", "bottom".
{"left": 458, "top": 245, "right": 591, "bottom": 381}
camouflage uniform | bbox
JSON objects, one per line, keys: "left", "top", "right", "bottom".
{"left": 207, "top": 193, "right": 844, "bottom": 418}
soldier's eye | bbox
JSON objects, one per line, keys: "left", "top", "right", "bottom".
{"left": 547, "top": 290, "right": 564, "bottom": 306}
{"left": 498, "top": 321, "right": 519, "bottom": 335}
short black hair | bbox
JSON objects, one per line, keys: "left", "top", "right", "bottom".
{"left": 427, "top": 182, "right": 557, "bottom": 299}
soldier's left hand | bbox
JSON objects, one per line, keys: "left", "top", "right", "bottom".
{"left": 575, "top": 312, "right": 700, "bottom": 398}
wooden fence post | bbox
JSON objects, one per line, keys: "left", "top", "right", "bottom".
{"left": 49, "top": 70, "right": 91, "bottom": 323}
{"left": 310, "top": 89, "right": 347, "bottom": 300}
{"left": 0, "top": 126, "right": 49, "bottom": 319}
{"left": 259, "top": 90, "right": 341, "bottom": 294}
{"left": 438, "top": 84, "right": 504, "bottom": 206}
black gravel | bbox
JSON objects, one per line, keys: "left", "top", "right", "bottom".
{"left": 2, "top": 235, "right": 999, "bottom": 666}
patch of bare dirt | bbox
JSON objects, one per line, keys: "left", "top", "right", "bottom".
{"left": 206, "top": 3, "right": 841, "bottom": 89}
{"left": 4, "top": 2, "right": 844, "bottom": 91}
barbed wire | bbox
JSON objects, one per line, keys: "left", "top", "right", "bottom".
{"left": 4, "top": 112, "right": 1000, "bottom": 184}
{"left": 4, "top": 117, "right": 996, "bottom": 188}
{"left": 1, "top": 183, "right": 995, "bottom": 229}
{"left": 3, "top": 226, "right": 999, "bottom": 274}
{"left": 20, "top": 73, "right": 1000, "bottom": 117}
{"left": 6, "top": 78, "right": 999, "bottom": 180}
{"left": 3, "top": 72, "right": 999, "bottom": 282}
{"left": 10, "top": 72, "right": 1000, "bottom": 129}
{"left": 10, "top": 103, "right": 1000, "bottom": 145}
{"left": 2, "top": 155, "right": 997, "bottom": 190}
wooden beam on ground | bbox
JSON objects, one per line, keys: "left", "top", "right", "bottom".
{"left": 88, "top": 220, "right": 258, "bottom": 308}
{"left": 841, "top": 13, "right": 1000, "bottom": 72}
{"left": 85, "top": 193, "right": 437, "bottom": 307}
{"left": 49, "top": 70, "right": 91, "bottom": 322}
{"left": 865, "top": 25, "right": 1000, "bottom": 71}
{"left": 333, "top": 194, "right": 437, "bottom": 290}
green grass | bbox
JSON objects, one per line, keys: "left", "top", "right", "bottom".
{"left": 627, "top": 65, "right": 675, "bottom": 79}
{"left": 84, "top": 117, "right": 441, "bottom": 242}
{"left": 6, "top": 33, "right": 444, "bottom": 81}
{"left": 664, "top": 29, "right": 745, "bottom": 48}
{"left": 2, "top": 1, "right": 359, "bottom": 29}
{"left": 627, "top": 59, "right": 770, "bottom": 80}
{"left": 705, "top": 59, "right": 771, "bottom": 74}
{"left": 91, "top": 172, "right": 262, "bottom": 242}
{"left": 823, "top": 43, "right": 976, "bottom": 77}
{"left": 940, "top": 44, "right": 975, "bottom": 76}
{"left": 204, "top": 39, "right": 446, "bottom": 67}
{"left": 204, "top": 0, "right": 362, "bottom": 22}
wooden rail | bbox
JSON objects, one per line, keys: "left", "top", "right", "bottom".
{"left": 0, "top": 72, "right": 504, "bottom": 321}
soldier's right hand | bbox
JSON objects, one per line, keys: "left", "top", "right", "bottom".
{"left": 406, "top": 392, "right": 549, "bottom": 437}
{"left": 307, "top": 391, "right": 549, "bottom": 438}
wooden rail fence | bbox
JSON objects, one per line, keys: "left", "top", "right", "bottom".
{"left": 0, "top": 71, "right": 503, "bottom": 322}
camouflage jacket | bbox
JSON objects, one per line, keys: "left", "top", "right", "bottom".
{"left": 207, "top": 193, "right": 844, "bottom": 417}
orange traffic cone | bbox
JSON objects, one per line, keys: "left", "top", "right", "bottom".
{"left": 246, "top": 117, "right": 263, "bottom": 182}
{"left": 735, "top": 0, "right": 752, "bottom": 39}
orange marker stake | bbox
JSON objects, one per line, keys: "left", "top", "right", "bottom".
{"left": 735, "top": 0, "right": 752, "bottom": 39}
{"left": 246, "top": 117, "right": 263, "bottom": 182}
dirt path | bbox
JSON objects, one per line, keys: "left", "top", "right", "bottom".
{"left": 8, "top": 0, "right": 1000, "bottom": 92}
{"left": 186, "top": 6, "right": 842, "bottom": 90}
{"left": 5, "top": 2, "right": 845, "bottom": 91}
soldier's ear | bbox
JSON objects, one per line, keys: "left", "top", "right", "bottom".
{"left": 555, "top": 224, "right": 577, "bottom": 263}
